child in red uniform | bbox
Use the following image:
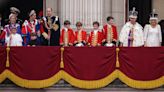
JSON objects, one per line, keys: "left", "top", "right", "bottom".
{"left": 74, "top": 22, "right": 87, "bottom": 46}
{"left": 88, "top": 21, "right": 103, "bottom": 47}
{"left": 60, "top": 20, "right": 75, "bottom": 47}
{"left": 102, "top": 16, "right": 118, "bottom": 46}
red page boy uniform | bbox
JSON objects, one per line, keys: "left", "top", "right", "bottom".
{"left": 88, "top": 21, "right": 103, "bottom": 46}
{"left": 102, "top": 16, "right": 118, "bottom": 46}
{"left": 60, "top": 20, "right": 75, "bottom": 46}
{"left": 74, "top": 22, "right": 87, "bottom": 46}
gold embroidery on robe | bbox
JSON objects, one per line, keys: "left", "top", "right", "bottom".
{"left": 107, "top": 25, "right": 113, "bottom": 43}
{"left": 92, "top": 33, "right": 98, "bottom": 46}
{"left": 77, "top": 31, "right": 82, "bottom": 43}
{"left": 64, "top": 31, "right": 69, "bottom": 46}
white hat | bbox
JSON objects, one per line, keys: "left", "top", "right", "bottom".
{"left": 129, "top": 7, "right": 138, "bottom": 18}
{"left": 10, "top": 7, "right": 20, "bottom": 14}
{"left": 150, "top": 9, "right": 158, "bottom": 20}
{"left": 29, "top": 10, "right": 36, "bottom": 16}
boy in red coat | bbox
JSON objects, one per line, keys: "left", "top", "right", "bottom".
{"left": 60, "top": 20, "right": 75, "bottom": 46}
{"left": 102, "top": 16, "right": 118, "bottom": 46}
{"left": 88, "top": 21, "right": 103, "bottom": 47}
{"left": 74, "top": 22, "right": 87, "bottom": 46}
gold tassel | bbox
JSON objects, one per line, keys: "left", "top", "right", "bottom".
{"left": 6, "top": 47, "right": 10, "bottom": 67}
{"left": 60, "top": 61, "right": 64, "bottom": 68}
{"left": 116, "top": 48, "right": 120, "bottom": 68}
{"left": 116, "top": 61, "right": 120, "bottom": 68}
{"left": 60, "top": 47, "right": 64, "bottom": 68}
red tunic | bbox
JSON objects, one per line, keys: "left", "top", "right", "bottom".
{"left": 88, "top": 31, "right": 103, "bottom": 46}
{"left": 102, "top": 24, "right": 118, "bottom": 42}
{"left": 21, "top": 19, "right": 45, "bottom": 45}
{"left": 74, "top": 30, "right": 87, "bottom": 43}
{"left": 60, "top": 28, "right": 75, "bottom": 46}
{"left": 22, "top": 20, "right": 44, "bottom": 35}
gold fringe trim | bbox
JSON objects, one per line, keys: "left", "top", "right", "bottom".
{"left": 60, "top": 47, "right": 64, "bottom": 68}
{"left": 0, "top": 71, "right": 7, "bottom": 83}
{"left": 1, "top": 69, "right": 164, "bottom": 89}
{"left": 5, "top": 69, "right": 62, "bottom": 89}
{"left": 61, "top": 70, "right": 118, "bottom": 89}
{"left": 118, "top": 70, "right": 164, "bottom": 89}
{"left": 116, "top": 48, "right": 120, "bottom": 68}
{"left": 6, "top": 47, "right": 10, "bottom": 67}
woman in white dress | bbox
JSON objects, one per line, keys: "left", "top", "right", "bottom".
{"left": 144, "top": 10, "right": 162, "bottom": 47}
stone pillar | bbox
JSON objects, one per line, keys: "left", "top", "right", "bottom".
{"left": 103, "top": 0, "right": 112, "bottom": 24}
{"left": 111, "top": 0, "right": 126, "bottom": 32}
{"left": 58, "top": 0, "right": 104, "bottom": 30}
{"left": 44, "top": 0, "right": 126, "bottom": 32}
{"left": 153, "top": 0, "right": 164, "bottom": 20}
{"left": 45, "top": 0, "right": 58, "bottom": 16}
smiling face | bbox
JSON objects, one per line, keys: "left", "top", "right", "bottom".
{"left": 11, "top": 28, "right": 17, "bottom": 34}
{"left": 31, "top": 35, "right": 37, "bottom": 40}
{"left": 93, "top": 24, "right": 99, "bottom": 30}
{"left": 30, "top": 13, "right": 36, "bottom": 21}
{"left": 93, "top": 21, "right": 99, "bottom": 30}
{"left": 64, "top": 24, "right": 70, "bottom": 29}
{"left": 129, "top": 17, "right": 137, "bottom": 24}
{"left": 107, "top": 18, "right": 114, "bottom": 25}
{"left": 47, "top": 8, "right": 53, "bottom": 17}
{"left": 10, "top": 15, "right": 17, "bottom": 24}
{"left": 150, "top": 19, "right": 158, "bottom": 26}
{"left": 77, "top": 25, "right": 82, "bottom": 30}
{"left": 64, "top": 21, "right": 71, "bottom": 29}
{"left": 76, "top": 22, "right": 83, "bottom": 30}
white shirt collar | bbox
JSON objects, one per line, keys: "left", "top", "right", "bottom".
{"left": 64, "top": 28, "right": 68, "bottom": 32}
{"left": 94, "top": 30, "right": 98, "bottom": 35}
{"left": 107, "top": 24, "right": 112, "bottom": 28}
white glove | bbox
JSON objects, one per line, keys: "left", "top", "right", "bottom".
{"left": 76, "top": 43, "right": 84, "bottom": 47}
{"left": 105, "top": 43, "right": 114, "bottom": 47}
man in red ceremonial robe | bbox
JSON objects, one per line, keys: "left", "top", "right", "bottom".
{"left": 88, "top": 21, "right": 103, "bottom": 46}
{"left": 60, "top": 20, "right": 75, "bottom": 46}
{"left": 74, "top": 22, "right": 87, "bottom": 46}
{"left": 102, "top": 16, "right": 118, "bottom": 46}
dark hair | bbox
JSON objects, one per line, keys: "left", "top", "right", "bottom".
{"left": 30, "top": 33, "right": 37, "bottom": 36}
{"left": 93, "top": 21, "right": 100, "bottom": 26}
{"left": 107, "top": 16, "right": 114, "bottom": 21}
{"left": 64, "top": 20, "right": 71, "bottom": 25}
{"left": 76, "top": 22, "right": 83, "bottom": 27}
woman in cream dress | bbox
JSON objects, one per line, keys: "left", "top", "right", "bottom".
{"left": 144, "top": 10, "right": 162, "bottom": 47}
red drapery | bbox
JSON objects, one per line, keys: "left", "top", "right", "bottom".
{"left": 0, "top": 47, "right": 163, "bottom": 89}
{"left": 62, "top": 47, "right": 117, "bottom": 89}
{"left": 8, "top": 47, "right": 61, "bottom": 80}
{"left": 0, "top": 47, "right": 6, "bottom": 83}
{"left": 63, "top": 47, "right": 116, "bottom": 80}
{"left": 7, "top": 47, "right": 61, "bottom": 88}
{"left": 118, "top": 47, "right": 164, "bottom": 89}
{"left": 0, "top": 47, "right": 6, "bottom": 73}
{"left": 119, "top": 47, "right": 164, "bottom": 80}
